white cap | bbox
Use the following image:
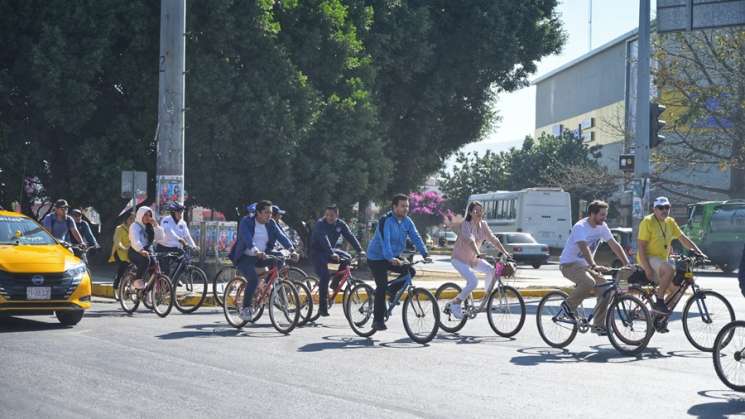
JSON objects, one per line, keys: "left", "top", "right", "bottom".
{"left": 653, "top": 196, "right": 671, "bottom": 207}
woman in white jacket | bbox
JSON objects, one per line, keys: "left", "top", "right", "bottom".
{"left": 128, "top": 206, "right": 164, "bottom": 288}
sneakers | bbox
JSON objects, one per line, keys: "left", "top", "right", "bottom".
{"left": 318, "top": 308, "right": 330, "bottom": 317}
{"left": 449, "top": 301, "right": 464, "bottom": 320}
{"left": 590, "top": 326, "right": 608, "bottom": 336}
{"left": 372, "top": 321, "right": 387, "bottom": 331}
{"left": 654, "top": 317, "right": 670, "bottom": 333}
{"left": 651, "top": 299, "right": 671, "bottom": 315}
{"left": 239, "top": 307, "right": 253, "bottom": 321}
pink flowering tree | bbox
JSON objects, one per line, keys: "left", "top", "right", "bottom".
{"left": 409, "top": 191, "right": 453, "bottom": 234}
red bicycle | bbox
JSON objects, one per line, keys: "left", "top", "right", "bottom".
{"left": 306, "top": 255, "right": 363, "bottom": 321}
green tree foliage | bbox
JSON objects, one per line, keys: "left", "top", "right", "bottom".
{"left": 0, "top": 0, "right": 565, "bottom": 230}
{"left": 439, "top": 133, "right": 617, "bottom": 212}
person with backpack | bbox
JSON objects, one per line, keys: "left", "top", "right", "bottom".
{"left": 366, "top": 194, "right": 430, "bottom": 331}
{"left": 42, "top": 199, "right": 85, "bottom": 245}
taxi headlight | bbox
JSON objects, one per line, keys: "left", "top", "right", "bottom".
{"left": 63, "top": 264, "right": 87, "bottom": 281}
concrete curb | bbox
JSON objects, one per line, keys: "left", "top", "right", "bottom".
{"left": 93, "top": 283, "right": 571, "bottom": 307}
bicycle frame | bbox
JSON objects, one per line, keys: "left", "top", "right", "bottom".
{"left": 328, "top": 258, "right": 356, "bottom": 297}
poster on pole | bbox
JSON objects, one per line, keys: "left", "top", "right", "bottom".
{"left": 156, "top": 175, "right": 183, "bottom": 214}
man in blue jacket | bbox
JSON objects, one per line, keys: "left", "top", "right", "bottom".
{"left": 367, "top": 194, "right": 430, "bottom": 331}
{"left": 229, "top": 200, "right": 296, "bottom": 321}
{"left": 310, "top": 205, "right": 365, "bottom": 317}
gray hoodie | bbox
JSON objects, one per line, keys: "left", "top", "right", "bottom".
{"left": 128, "top": 206, "right": 165, "bottom": 252}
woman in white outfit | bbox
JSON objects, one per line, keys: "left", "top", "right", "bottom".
{"left": 448, "top": 201, "right": 511, "bottom": 319}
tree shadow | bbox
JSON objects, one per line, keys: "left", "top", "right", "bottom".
{"left": 297, "top": 335, "right": 377, "bottom": 352}
{"left": 688, "top": 390, "right": 745, "bottom": 418}
{"left": 0, "top": 315, "right": 69, "bottom": 332}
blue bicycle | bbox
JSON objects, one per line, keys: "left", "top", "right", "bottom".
{"left": 345, "top": 257, "right": 440, "bottom": 344}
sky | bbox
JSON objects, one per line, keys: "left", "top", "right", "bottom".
{"left": 448, "top": 0, "right": 657, "bottom": 164}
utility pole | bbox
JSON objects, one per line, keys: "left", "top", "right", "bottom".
{"left": 588, "top": 0, "right": 593, "bottom": 51}
{"left": 632, "top": 0, "right": 651, "bottom": 251}
{"left": 156, "top": 0, "right": 186, "bottom": 212}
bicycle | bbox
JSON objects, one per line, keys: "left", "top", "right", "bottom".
{"left": 118, "top": 256, "right": 175, "bottom": 317}
{"left": 436, "top": 255, "right": 526, "bottom": 338}
{"left": 713, "top": 320, "right": 745, "bottom": 392}
{"left": 212, "top": 260, "right": 307, "bottom": 308}
{"left": 536, "top": 266, "right": 653, "bottom": 356}
{"left": 306, "top": 255, "right": 364, "bottom": 322}
{"left": 160, "top": 247, "right": 209, "bottom": 314}
{"left": 222, "top": 254, "right": 301, "bottom": 334}
{"left": 345, "top": 257, "right": 440, "bottom": 344}
{"left": 630, "top": 254, "right": 735, "bottom": 352}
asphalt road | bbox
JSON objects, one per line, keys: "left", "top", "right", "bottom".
{"left": 1, "top": 270, "right": 744, "bottom": 418}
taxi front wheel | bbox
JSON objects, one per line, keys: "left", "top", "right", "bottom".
{"left": 56, "top": 310, "right": 84, "bottom": 326}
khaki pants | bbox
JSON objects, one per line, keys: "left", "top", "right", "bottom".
{"left": 560, "top": 263, "right": 610, "bottom": 328}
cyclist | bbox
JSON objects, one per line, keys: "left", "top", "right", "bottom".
{"left": 42, "top": 199, "right": 85, "bottom": 245}
{"left": 69, "top": 208, "right": 99, "bottom": 263}
{"left": 447, "top": 201, "right": 512, "bottom": 320}
{"left": 228, "top": 200, "right": 297, "bottom": 321}
{"left": 310, "top": 204, "right": 365, "bottom": 317}
{"left": 128, "top": 206, "right": 165, "bottom": 289}
{"left": 109, "top": 212, "right": 134, "bottom": 293}
{"left": 559, "top": 200, "right": 630, "bottom": 336}
{"left": 156, "top": 202, "right": 197, "bottom": 276}
{"left": 367, "top": 194, "right": 430, "bottom": 331}
{"left": 637, "top": 196, "right": 705, "bottom": 321}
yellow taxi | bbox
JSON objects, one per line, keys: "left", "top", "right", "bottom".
{"left": 0, "top": 210, "right": 91, "bottom": 325}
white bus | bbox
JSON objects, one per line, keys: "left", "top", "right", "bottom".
{"left": 468, "top": 187, "right": 572, "bottom": 249}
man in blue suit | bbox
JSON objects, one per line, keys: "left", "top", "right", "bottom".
{"left": 229, "top": 200, "right": 296, "bottom": 320}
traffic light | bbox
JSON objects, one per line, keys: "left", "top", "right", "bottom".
{"left": 650, "top": 101, "right": 666, "bottom": 148}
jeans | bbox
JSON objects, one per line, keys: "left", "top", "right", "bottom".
{"left": 451, "top": 258, "right": 495, "bottom": 301}
{"left": 367, "top": 259, "right": 416, "bottom": 324}
{"left": 155, "top": 244, "right": 181, "bottom": 278}
{"left": 738, "top": 243, "right": 745, "bottom": 298}
{"left": 112, "top": 253, "right": 130, "bottom": 290}
{"left": 128, "top": 248, "right": 151, "bottom": 280}
{"left": 235, "top": 254, "right": 280, "bottom": 308}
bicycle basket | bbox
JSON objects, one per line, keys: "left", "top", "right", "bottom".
{"left": 496, "top": 261, "right": 517, "bottom": 279}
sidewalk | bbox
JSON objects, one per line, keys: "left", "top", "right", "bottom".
{"left": 88, "top": 264, "right": 574, "bottom": 305}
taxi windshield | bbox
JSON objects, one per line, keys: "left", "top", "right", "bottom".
{"left": 0, "top": 216, "right": 57, "bottom": 245}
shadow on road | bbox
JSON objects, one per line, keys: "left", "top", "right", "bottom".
{"left": 688, "top": 390, "right": 745, "bottom": 418}
{"left": 0, "top": 315, "right": 69, "bottom": 332}
{"left": 435, "top": 333, "right": 515, "bottom": 345}
{"left": 510, "top": 345, "right": 671, "bottom": 366}
{"left": 297, "top": 335, "right": 377, "bottom": 352}
{"left": 156, "top": 322, "right": 284, "bottom": 340}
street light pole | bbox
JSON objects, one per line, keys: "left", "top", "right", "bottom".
{"left": 156, "top": 0, "right": 186, "bottom": 212}
{"left": 632, "top": 0, "right": 651, "bottom": 251}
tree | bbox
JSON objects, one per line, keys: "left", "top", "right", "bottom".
{"left": 439, "top": 132, "right": 618, "bottom": 215}
{"left": 654, "top": 28, "right": 745, "bottom": 199}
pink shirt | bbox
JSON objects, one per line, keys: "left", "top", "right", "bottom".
{"left": 452, "top": 219, "right": 499, "bottom": 264}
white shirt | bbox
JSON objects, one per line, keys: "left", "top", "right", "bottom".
{"left": 559, "top": 218, "right": 613, "bottom": 266}
{"left": 129, "top": 222, "right": 165, "bottom": 252}
{"left": 245, "top": 222, "right": 269, "bottom": 256}
{"left": 158, "top": 215, "right": 196, "bottom": 249}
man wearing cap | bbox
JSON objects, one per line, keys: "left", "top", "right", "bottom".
{"left": 70, "top": 208, "right": 99, "bottom": 263}
{"left": 42, "top": 199, "right": 85, "bottom": 245}
{"left": 637, "top": 196, "right": 704, "bottom": 322}
{"left": 310, "top": 205, "right": 365, "bottom": 317}
{"left": 156, "top": 202, "right": 197, "bottom": 276}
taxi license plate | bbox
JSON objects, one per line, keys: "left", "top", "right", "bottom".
{"left": 27, "top": 287, "right": 51, "bottom": 300}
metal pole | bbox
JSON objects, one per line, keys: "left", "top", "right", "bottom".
{"left": 588, "top": 0, "right": 593, "bottom": 51}
{"left": 632, "top": 0, "right": 651, "bottom": 252}
{"left": 156, "top": 0, "right": 186, "bottom": 212}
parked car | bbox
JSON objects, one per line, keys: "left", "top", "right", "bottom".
{"left": 594, "top": 227, "right": 634, "bottom": 268}
{"left": 0, "top": 210, "right": 92, "bottom": 325}
{"left": 482, "top": 232, "right": 549, "bottom": 269}
{"left": 436, "top": 230, "right": 457, "bottom": 248}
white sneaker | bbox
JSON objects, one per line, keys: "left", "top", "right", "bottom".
{"left": 239, "top": 307, "right": 253, "bottom": 321}
{"left": 450, "top": 301, "right": 463, "bottom": 320}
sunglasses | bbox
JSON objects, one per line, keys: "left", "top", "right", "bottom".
{"left": 655, "top": 205, "right": 671, "bottom": 210}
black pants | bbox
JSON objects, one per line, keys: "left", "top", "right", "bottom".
{"left": 368, "top": 259, "right": 416, "bottom": 324}
{"left": 739, "top": 243, "right": 745, "bottom": 298}
{"left": 112, "top": 253, "right": 130, "bottom": 290}
{"left": 155, "top": 244, "right": 181, "bottom": 278}
{"left": 312, "top": 249, "right": 352, "bottom": 312}
{"left": 128, "top": 248, "right": 151, "bottom": 280}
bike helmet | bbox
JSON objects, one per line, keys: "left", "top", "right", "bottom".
{"left": 168, "top": 202, "right": 185, "bottom": 212}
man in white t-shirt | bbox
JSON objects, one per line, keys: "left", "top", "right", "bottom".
{"left": 559, "top": 200, "right": 630, "bottom": 335}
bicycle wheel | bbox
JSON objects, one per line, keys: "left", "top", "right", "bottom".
{"left": 434, "top": 282, "right": 468, "bottom": 333}
{"left": 142, "top": 286, "right": 154, "bottom": 310}
{"left": 342, "top": 277, "right": 361, "bottom": 320}
{"left": 487, "top": 285, "right": 526, "bottom": 338}
{"left": 346, "top": 282, "right": 376, "bottom": 338}
{"left": 268, "top": 280, "right": 300, "bottom": 334}
{"left": 213, "top": 266, "right": 237, "bottom": 307}
{"left": 402, "top": 287, "right": 439, "bottom": 344}
{"left": 713, "top": 320, "right": 745, "bottom": 392}
{"left": 150, "top": 274, "right": 174, "bottom": 318}
{"left": 223, "top": 277, "right": 248, "bottom": 329}
{"left": 683, "top": 290, "right": 735, "bottom": 352}
{"left": 286, "top": 266, "right": 307, "bottom": 283}
{"left": 118, "top": 273, "right": 140, "bottom": 314}
{"left": 293, "top": 280, "right": 313, "bottom": 327}
{"left": 305, "top": 275, "right": 324, "bottom": 323}
{"left": 606, "top": 294, "right": 653, "bottom": 356}
{"left": 173, "top": 266, "right": 208, "bottom": 314}
{"left": 536, "top": 290, "right": 578, "bottom": 348}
